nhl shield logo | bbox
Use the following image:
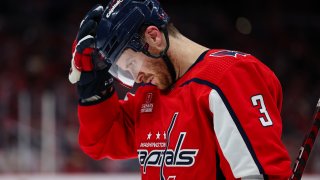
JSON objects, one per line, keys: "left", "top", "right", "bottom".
{"left": 145, "top": 93, "right": 152, "bottom": 103}
{"left": 141, "top": 93, "right": 154, "bottom": 113}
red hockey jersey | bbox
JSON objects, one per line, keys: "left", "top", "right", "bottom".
{"left": 78, "top": 49, "right": 292, "bottom": 179}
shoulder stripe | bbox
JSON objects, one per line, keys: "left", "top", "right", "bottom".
{"left": 180, "top": 78, "right": 264, "bottom": 176}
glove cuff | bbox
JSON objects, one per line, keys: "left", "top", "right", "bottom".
{"left": 77, "top": 68, "right": 114, "bottom": 103}
{"left": 79, "top": 86, "right": 115, "bottom": 106}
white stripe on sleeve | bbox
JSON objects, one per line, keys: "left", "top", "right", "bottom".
{"left": 209, "top": 89, "right": 261, "bottom": 178}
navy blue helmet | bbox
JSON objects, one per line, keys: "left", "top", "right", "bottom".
{"left": 96, "top": 0, "right": 170, "bottom": 65}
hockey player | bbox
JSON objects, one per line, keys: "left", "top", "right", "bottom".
{"left": 68, "top": 0, "right": 292, "bottom": 179}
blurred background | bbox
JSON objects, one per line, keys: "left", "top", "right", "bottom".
{"left": 0, "top": 0, "right": 319, "bottom": 178}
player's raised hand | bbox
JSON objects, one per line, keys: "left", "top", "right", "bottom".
{"left": 69, "top": 4, "right": 104, "bottom": 84}
{"left": 68, "top": 5, "right": 114, "bottom": 103}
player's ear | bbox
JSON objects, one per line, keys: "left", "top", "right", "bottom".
{"left": 144, "top": 26, "right": 164, "bottom": 49}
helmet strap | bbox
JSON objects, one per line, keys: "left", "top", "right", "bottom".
{"left": 142, "top": 28, "right": 177, "bottom": 83}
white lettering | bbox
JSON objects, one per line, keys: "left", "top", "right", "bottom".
{"left": 140, "top": 142, "right": 166, "bottom": 148}
{"left": 138, "top": 133, "right": 199, "bottom": 174}
{"left": 106, "top": 0, "right": 123, "bottom": 18}
{"left": 141, "top": 103, "right": 153, "bottom": 113}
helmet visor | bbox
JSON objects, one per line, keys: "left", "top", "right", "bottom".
{"left": 108, "top": 48, "right": 144, "bottom": 87}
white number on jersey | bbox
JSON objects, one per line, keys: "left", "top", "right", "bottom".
{"left": 251, "top": 95, "right": 273, "bottom": 127}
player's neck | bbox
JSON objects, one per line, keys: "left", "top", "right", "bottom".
{"left": 168, "top": 34, "right": 209, "bottom": 79}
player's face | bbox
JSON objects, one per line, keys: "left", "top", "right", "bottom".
{"left": 116, "top": 48, "right": 172, "bottom": 90}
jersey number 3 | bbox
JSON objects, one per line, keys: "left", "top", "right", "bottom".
{"left": 251, "top": 95, "right": 273, "bottom": 127}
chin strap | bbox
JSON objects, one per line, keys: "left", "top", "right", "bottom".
{"left": 141, "top": 28, "right": 177, "bottom": 84}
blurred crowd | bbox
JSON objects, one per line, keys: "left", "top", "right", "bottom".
{"left": 0, "top": 0, "right": 319, "bottom": 175}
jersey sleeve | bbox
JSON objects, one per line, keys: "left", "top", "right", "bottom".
{"left": 208, "top": 57, "right": 291, "bottom": 178}
{"left": 77, "top": 92, "right": 137, "bottom": 160}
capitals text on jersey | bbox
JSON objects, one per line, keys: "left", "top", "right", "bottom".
{"left": 138, "top": 132, "right": 199, "bottom": 174}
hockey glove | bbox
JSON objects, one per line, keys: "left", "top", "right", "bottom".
{"left": 68, "top": 5, "right": 114, "bottom": 104}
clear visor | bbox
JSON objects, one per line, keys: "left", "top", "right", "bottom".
{"left": 108, "top": 48, "right": 144, "bottom": 87}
